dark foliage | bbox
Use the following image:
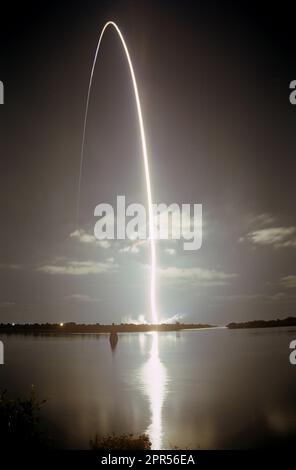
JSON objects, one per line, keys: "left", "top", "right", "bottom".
{"left": 0, "top": 388, "right": 49, "bottom": 450}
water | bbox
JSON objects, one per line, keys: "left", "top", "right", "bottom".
{"left": 0, "top": 327, "right": 296, "bottom": 449}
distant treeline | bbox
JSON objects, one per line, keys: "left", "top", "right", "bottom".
{"left": 227, "top": 316, "right": 296, "bottom": 329}
{"left": 0, "top": 321, "right": 215, "bottom": 335}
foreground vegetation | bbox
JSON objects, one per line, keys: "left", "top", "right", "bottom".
{"left": 0, "top": 388, "right": 49, "bottom": 449}
{"left": 0, "top": 389, "right": 151, "bottom": 450}
{"left": 90, "top": 433, "right": 151, "bottom": 450}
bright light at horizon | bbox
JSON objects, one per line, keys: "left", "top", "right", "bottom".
{"left": 77, "top": 21, "right": 158, "bottom": 324}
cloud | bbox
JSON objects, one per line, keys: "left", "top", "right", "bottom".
{"left": 0, "top": 263, "right": 22, "bottom": 270}
{"left": 158, "top": 266, "right": 236, "bottom": 286}
{"left": 121, "top": 314, "right": 148, "bottom": 324}
{"left": 97, "top": 240, "right": 111, "bottom": 249}
{"left": 38, "top": 258, "right": 117, "bottom": 276}
{"left": 280, "top": 275, "right": 296, "bottom": 289}
{"left": 70, "top": 229, "right": 110, "bottom": 249}
{"left": 119, "top": 244, "right": 140, "bottom": 254}
{"left": 118, "top": 240, "right": 177, "bottom": 256}
{"left": 244, "top": 227, "right": 296, "bottom": 248}
{"left": 247, "top": 213, "right": 276, "bottom": 227}
{"left": 118, "top": 240, "right": 147, "bottom": 254}
{"left": 216, "top": 292, "right": 296, "bottom": 302}
{"left": 160, "top": 313, "right": 186, "bottom": 323}
{"left": 164, "top": 248, "right": 176, "bottom": 255}
{"left": 65, "top": 294, "right": 100, "bottom": 303}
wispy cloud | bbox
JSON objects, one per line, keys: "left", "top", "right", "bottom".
{"left": 216, "top": 292, "right": 296, "bottom": 302}
{"left": 0, "top": 263, "right": 22, "bottom": 270}
{"left": 38, "top": 258, "right": 117, "bottom": 276}
{"left": 160, "top": 313, "right": 186, "bottom": 323}
{"left": 65, "top": 294, "right": 101, "bottom": 303}
{"left": 280, "top": 275, "right": 296, "bottom": 289}
{"left": 158, "top": 266, "right": 236, "bottom": 286}
{"left": 70, "top": 229, "right": 110, "bottom": 249}
{"left": 242, "top": 227, "right": 296, "bottom": 248}
{"left": 164, "top": 248, "right": 176, "bottom": 255}
{"left": 119, "top": 240, "right": 147, "bottom": 254}
{"left": 121, "top": 314, "right": 148, "bottom": 324}
{"left": 118, "top": 239, "right": 177, "bottom": 256}
{"left": 246, "top": 213, "right": 276, "bottom": 227}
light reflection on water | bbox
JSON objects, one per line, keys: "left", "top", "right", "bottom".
{"left": 140, "top": 332, "right": 168, "bottom": 449}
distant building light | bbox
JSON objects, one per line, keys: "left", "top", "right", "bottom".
{"left": 60, "top": 323, "right": 64, "bottom": 327}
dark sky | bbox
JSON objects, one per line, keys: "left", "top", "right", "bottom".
{"left": 0, "top": 0, "right": 296, "bottom": 325}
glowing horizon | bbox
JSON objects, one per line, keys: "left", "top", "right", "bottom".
{"left": 77, "top": 21, "right": 158, "bottom": 324}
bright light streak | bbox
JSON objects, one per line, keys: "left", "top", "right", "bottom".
{"left": 141, "top": 332, "right": 167, "bottom": 449}
{"left": 77, "top": 21, "right": 158, "bottom": 323}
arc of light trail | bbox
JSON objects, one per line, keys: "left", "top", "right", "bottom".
{"left": 77, "top": 21, "right": 158, "bottom": 324}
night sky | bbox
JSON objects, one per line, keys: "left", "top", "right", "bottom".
{"left": 0, "top": 0, "right": 296, "bottom": 324}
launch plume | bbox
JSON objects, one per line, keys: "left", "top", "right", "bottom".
{"left": 77, "top": 21, "right": 158, "bottom": 323}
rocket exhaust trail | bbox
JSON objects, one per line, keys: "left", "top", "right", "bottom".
{"left": 77, "top": 21, "right": 158, "bottom": 324}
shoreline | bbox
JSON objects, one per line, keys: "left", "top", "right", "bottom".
{"left": 0, "top": 322, "right": 216, "bottom": 335}
{"left": 227, "top": 316, "right": 296, "bottom": 330}
{"left": 1, "top": 316, "right": 295, "bottom": 335}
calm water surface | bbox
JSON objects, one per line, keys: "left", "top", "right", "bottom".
{"left": 1, "top": 327, "right": 296, "bottom": 449}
